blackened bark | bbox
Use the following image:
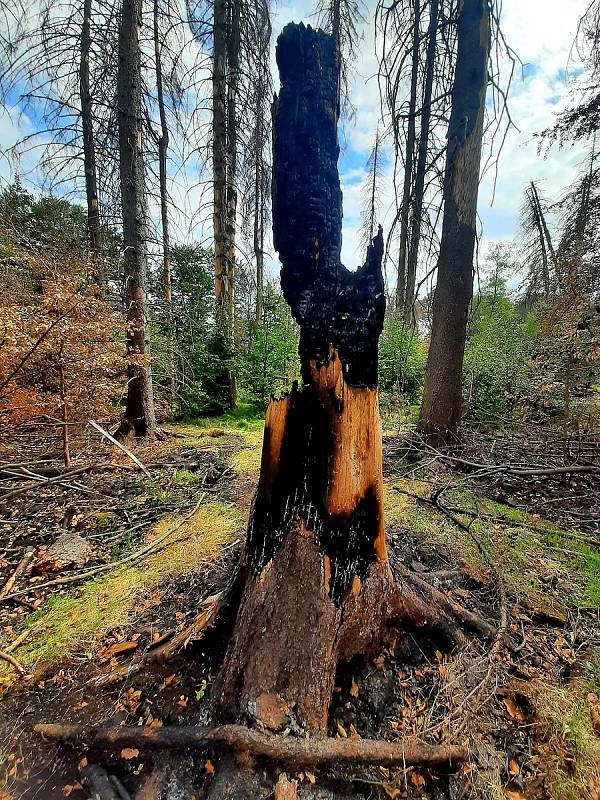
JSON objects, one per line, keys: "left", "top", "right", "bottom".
{"left": 273, "top": 24, "right": 386, "bottom": 388}
{"left": 419, "top": 0, "right": 490, "bottom": 442}
{"left": 80, "top": 0, "right": 103, "bottom": 279}
{"left": 116, "top": 0, "right": 157, "bottom": 437}
{"left": 215, "top": 23, "right": 389, "bottom": 734}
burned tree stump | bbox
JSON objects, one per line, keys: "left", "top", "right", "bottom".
{"left": 213, "top": 23, "right": 393, "bottom": 734}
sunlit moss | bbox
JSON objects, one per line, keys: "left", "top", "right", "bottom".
{"left": 1, "top": 502, "right": 242, "bottom": 677}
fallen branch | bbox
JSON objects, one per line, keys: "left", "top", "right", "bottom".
{"left": 95, "top": 591, "right": 223, "bottom": 687}
{"left": 0, "top": 465, "right": 98, "bottom": 503}
{"left": 0, "top": 649, "right": 26, "bottom": 675}
{"left": 0, "top": 548, "right": 35, "bottom": 603}
{"left": 89, "top": 420, "right": 152, "bottom": 479}
{"left": 34, "top": 723, "right": 468, "bottom": 769}
{"left": 2, "top": 496, "right": 206, "bottom": 600}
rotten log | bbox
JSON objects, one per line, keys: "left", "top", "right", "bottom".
{"left": 34, "top": 723, "right": 468, "bottom": 769}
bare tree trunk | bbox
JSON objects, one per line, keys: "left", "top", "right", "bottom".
{"left": 253, "top": 155, "right": 265, "bottom": 324}
{"left": 419, "top": 0, "right": 490, "bottom": 443}
{"left": 404, "top": 0, "right": 439, "bottom": 327}
{"left": 224, "top": 0, "right": 239, "bottom": 406}
{"left": 212, "top": 0, "right": 236, "bottom": 408}
{"left": 116, "top": 0, "right": 157, "bottom": 438}
{"left": 79, "top": 0, "right": 103, "bottom": 282}
{"left": 213, "top": 0, "right": 228, "bottom": 319}
{"left": 529, "top": 183, "right": 551, "bottom": 297}
{"left": 396, "top": 0, "right": 419, "bottom": 314}
{"left": 153, "top": 0, "right": 175, "bottom": 414}
{"left": 254, "top": 70, "right": 265, "bottom": 324}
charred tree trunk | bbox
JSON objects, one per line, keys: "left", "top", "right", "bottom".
{"left": 404, "top": 0, "right": 439, "bottom": 327}
{"left": 79, "top": 0, "right": 103, "bottom": 281}
{"left": 214, "top": 23, "right": 391, "bottom": 736}
{"left": 116, "top": 0, "right": 157, "bottom": 438}
{"left": 419, "top": 0, "right": 490, "bottom": 443}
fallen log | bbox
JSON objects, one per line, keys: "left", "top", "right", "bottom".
{"left": 34, "top": 723, "right": 468, "bottom": 769}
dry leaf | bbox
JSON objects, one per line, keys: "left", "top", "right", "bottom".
{"left": 205, "top": 760, "right": 214, "bottom": 776}
{"left": 336, "top": 722, "right": 347, "bottom": 738}
{"left": 411, "top": 771, "right": 425, "bottom": 787}
{"left": 305, "top": 772, "right": 316, "bottom": 784}
{"left": 503, "top": 697, "right": 526, "bottom": 722}
{"left": 381, "top": 784, "right": 401, "bottom": 799}
{"left": 120, "top": 748, "right": 139, "bottom": 760}
{"left": 78, "top": 757, "right": 88, "bottom": 769}
{"left": 350, "top": 678, "right": 359, "bottom": 698}
{"left": 62, "top": 786, "right": 74, "bottom": 797}
{"left": 509, "top": 759, "right": 520, "bottom": 776}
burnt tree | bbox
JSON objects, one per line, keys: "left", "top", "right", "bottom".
{"left": 212, "top": 23, "right": 488, "bottom": 749}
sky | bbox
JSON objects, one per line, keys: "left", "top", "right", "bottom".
{"left": 0, "top": 0, "right": 594, "bottom": 291}
{"left": 271, "top": 0, "right": 592, "bottom": 278}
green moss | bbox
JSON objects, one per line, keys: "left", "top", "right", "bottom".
{"left": 173, "top": 468, "right": 203, "bottom": 485}
{"left": 93, "top": 510, "right": 117, "bottom": 528}
{"left": 539, "top": 676, "right": 600, "bottom": 800}
{"left": 1, "top": 502, "right": 242, "bottom": 677}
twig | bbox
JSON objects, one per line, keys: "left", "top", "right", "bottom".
{"left": 2, "top": 496, "right": 206, "bottom": 600}
{"left": 0, "top": 466, "right": 96, "bottom": 503}
{"left": 95, "top": 591, "right": 223, "bottom": 687}
{"left": 88, "top": 420, "right": 152, "bottom": 478}
{"left": 0, "top": 548, "right": 35, "bottom": 602}
{"left": 0, "top": 649, "right": 26, "bottom": 675}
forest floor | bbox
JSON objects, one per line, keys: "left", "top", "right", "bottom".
{"left": 0, "top": 414, "right": 599, "bottom": 800}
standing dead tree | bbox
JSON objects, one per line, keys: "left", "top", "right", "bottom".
{"left": 418, "top": 0, "right": 491, "bottom": 442}
{"left": 376, "top": 0, "right": 455, "bottom": 323}
{"left": 0, "top": 0, "right": 118, "bottom": 272}
{"left": 520, "top": 181, "right": 558, "bottom": 301}
{"left": 115, "top": 0, "right": 157, "bottom": 438}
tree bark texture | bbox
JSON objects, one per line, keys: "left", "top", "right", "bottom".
{"left": 117, "top": 0, "right": 157, "bottom": 437}
{"left": 153, "top": 0, "right": 175, "bottom": 411}
{"left": 79, "top": 0, "right": 103, "bottom": 279}
{"left": 214, "top": 23, "right": 391, "bottom": 735}
{"left": 404, "top": 0, "right": 439, "bottom": 327}
{"left": 395, "top": 0, "right": 419, "bottom": 314}
{"left": 419, "top": 0, "right": 490, "bottom": 442}
{"left": 212, "top": 0, "right": 236, "bottom": 407}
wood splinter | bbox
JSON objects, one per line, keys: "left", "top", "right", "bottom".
{"left": 34, "top": 723, "right": 468, "bottom": 769}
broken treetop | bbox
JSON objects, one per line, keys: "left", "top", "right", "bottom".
{"left": 272, "top": 23, "right": 386, "bottom": 389}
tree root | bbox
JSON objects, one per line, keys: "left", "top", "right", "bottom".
{"left": 35, "top": 722, "right": 468, "bottom": 769}
{"left": 390, "top": 567, "right": 496, "bottom": 642}
{"left": 95, "top": 591, "right": 223, "bottom": 687}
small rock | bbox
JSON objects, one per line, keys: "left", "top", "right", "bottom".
{"left": 44, "top": 533, "right": 94, "bottom": 569}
